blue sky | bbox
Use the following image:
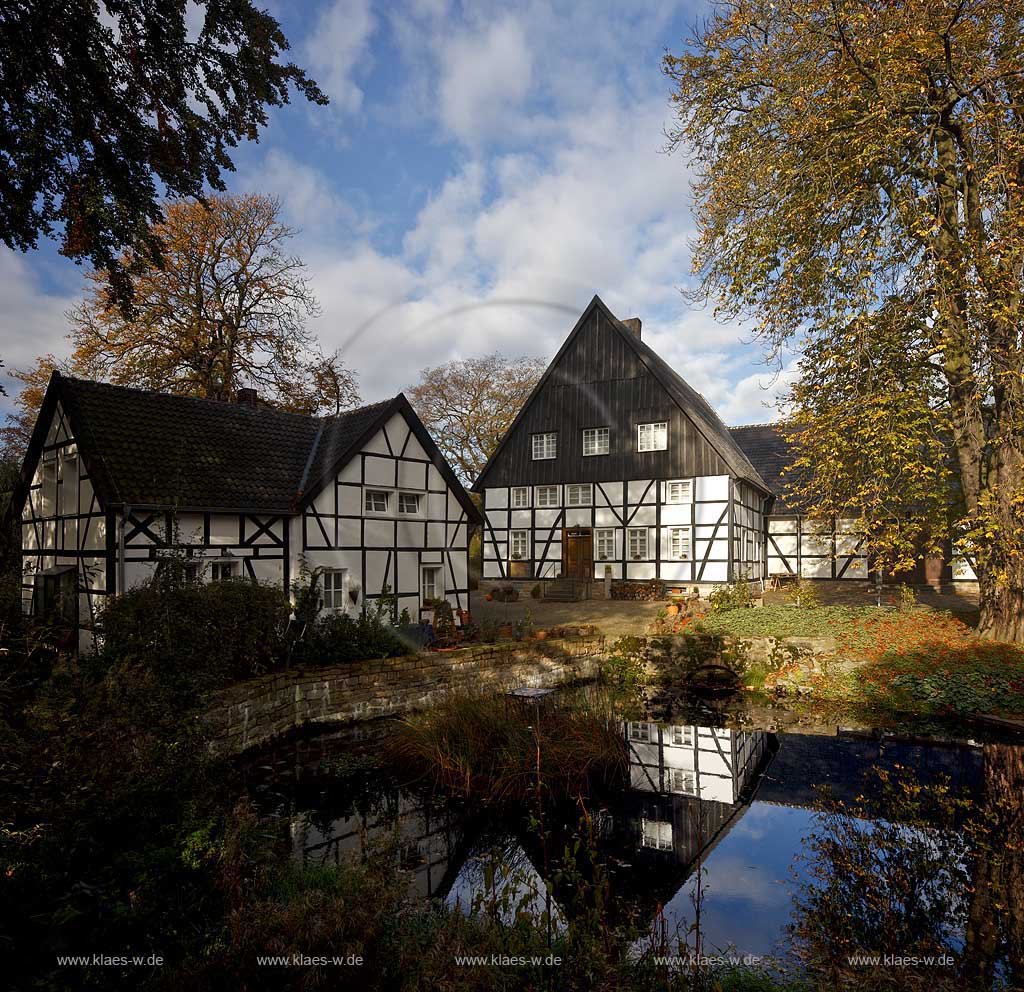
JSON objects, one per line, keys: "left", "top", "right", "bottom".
{"left": 0, "top": 0, "right": 793, "bottom": 423}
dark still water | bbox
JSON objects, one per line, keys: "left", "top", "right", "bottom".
{"left": 238, "top": 699, "right": 1022, "bottom": 981}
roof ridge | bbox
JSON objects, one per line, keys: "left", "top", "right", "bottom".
{"left": 62, "top": 375, "right": 394, "bottom": 426}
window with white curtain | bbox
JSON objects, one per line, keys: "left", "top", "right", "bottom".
{"left": 582, "top": 427, "right": 609, "bottom": 456}
{"left": 669, "top": 527, "right": 691, "bottom": 560}
{"left": 566, "top": 484, "right": 592, "bottom": 506}
{"left": 666, "top": 480, "right": 691, "bottom": 503}
{"left": 628, "top": 528, "right": 648, "bottom": 559}
{"left": 637, "top": 422, "right": 668, "bottom": 452}
{"left": 536, "top": 485, "right": 559, "bottom": 507}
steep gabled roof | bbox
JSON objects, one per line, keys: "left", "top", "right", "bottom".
{"left": 728, "top": 423, "right": 802, "bottom": 511}
{"left": 472, "top": 295, "right": 770, "bottom": 493}
{"left": 11, "top": 374, "right": 480, "bottom": 522}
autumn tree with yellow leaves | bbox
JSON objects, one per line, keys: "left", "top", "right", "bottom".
{"left": 2, "top": 194, "right": 359, "bottom": 457}
{"left": 666, "top": 1, "right": 1024, "bottom": 641}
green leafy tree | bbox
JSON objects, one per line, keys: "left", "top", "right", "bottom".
{"left": 0, "top": 0, "right": 326, "bottom": 309}
{"left": 666, "top": 1, "right": 1024, "bottom": 641}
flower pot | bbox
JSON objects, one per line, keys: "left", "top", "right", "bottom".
{"left": 534, "top": 630, "right": 548, "bottom": 640}
{"left": 485, "top": 593, "right": 494, "bottom": 602}
{"left": 498, "top": 624, "right": 514, "bottom": 639}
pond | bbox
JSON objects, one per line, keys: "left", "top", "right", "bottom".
{"left": 239, "top": 691, "right": 1023, "bottom": 986}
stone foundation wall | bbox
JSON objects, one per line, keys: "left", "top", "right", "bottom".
{"left": 203, "top": 635, "right": 605, "bottom": 754}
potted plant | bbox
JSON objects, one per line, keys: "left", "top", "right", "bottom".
{"left": 498, "top": 621, "right": 514, "bottom": 639}
{"left": 481, "top": 619, "right": 498, "bottom": 643}
{"left": 348, "top": 582, "right": 361, "bottom": 606}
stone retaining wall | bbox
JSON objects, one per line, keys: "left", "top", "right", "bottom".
{"left": 203, "top": 635, "right": 605, "bottom": 754}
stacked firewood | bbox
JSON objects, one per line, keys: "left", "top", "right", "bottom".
{"left": 610, "top": 579, "right": 665, "bottom": 601}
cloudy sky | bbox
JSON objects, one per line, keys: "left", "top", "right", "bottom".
{"left": 0, "top": 0, "right": 793, "bottom": 425}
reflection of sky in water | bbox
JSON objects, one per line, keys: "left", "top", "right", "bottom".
{"left": 659, "top": 803, "right": 815, "bottom": 956}
{"left": 446, "top": 845, "right": 565, "bottom": 931}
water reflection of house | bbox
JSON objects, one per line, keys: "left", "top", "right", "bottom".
{"left": 288, "top": 791, "right": 466, "bottom": 901}
{"left": 615, "top": 723, "right": 773, "bottom": 903}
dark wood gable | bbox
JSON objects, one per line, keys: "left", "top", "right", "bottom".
{"left": 473, "top": 298, "right": 735, "bottom": 489}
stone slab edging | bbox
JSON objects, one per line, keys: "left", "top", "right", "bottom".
{"left": 202, "top": 635, "right": 606, "bottom": 755}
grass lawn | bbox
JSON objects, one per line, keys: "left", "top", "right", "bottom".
{"left": 695, "top": 605, "right": 1024, "bottom": 719}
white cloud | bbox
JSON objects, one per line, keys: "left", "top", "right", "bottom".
{"left": 234, "top": 150, "right": 368, "bottom": 241}
{"left": 437, "top": 16, "right": 534, "bottom": 144}
{"left": 304, "top": 0, "right": 376, "bottom": 118}
{"left": 0, "top": 249, "right": 78, "bottom": 411}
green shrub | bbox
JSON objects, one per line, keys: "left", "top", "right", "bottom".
{"left": 605, "top": 635, "right": 649, "bottom": 688}
{"left": 707, "top": 578, "right": 752, "bottom": 612}
{"left": 784, "top": 578, "right": 820, "bottom": 608}
{"left": 98, "top": 578, "right": 290, "bottom": 689}
{"left": 291, "top": 609, "right": 410, "bottom": 666}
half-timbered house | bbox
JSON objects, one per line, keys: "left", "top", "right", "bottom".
{"left": 472, "top": 296, "right": 774, "bottom": 590}
{"left": 729, "top": 423, "right": 977, "bottom": 585}
{"left": 14, "top": 372, "right": 479, "bottom": 652}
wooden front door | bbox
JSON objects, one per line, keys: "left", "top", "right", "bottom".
{"left": 563, "top": 528, "right": 593, "bottom": 580}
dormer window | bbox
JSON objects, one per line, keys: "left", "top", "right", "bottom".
{"left": 532, "top": 432, "right": 557, "bottom": 460}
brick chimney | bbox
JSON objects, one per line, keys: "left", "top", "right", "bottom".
{"left": 622, "top": 317, "right": 642, "bottom": 339}
{"left": 236, "top": 387, "right": 258, "bottom": 408}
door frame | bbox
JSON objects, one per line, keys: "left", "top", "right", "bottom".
{"left": 562, "top": 527, "right": 593, "bottom": 580}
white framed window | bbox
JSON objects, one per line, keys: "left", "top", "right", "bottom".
{"left": 322, "top": 568, "right": 348, "bottom": 611}
{"left": 638, "top": 422, "right": 668, "bottom": 452}
{"left": 532, "top": 432, "right": 557, "bottom": 460}
{"left": 566, "top": 484, "right": 592, "bottom": 506}
{"left": 628, "top": 528, "right": 648, "bottom": 559}
{"left": 398, "top": 492, "right": 421, "bottom": 515}
{"left": 628, "top": 721, "right": 651, "bottom": 742}
{"left": 583, "top": 427, "right": 609, "bottom": 456}
{"left": 641, "top": 819, "right": 674, "bottom": 851}
{"left": 510, "top": 530, "right": 529, "bottom": 560}
{"left": 671, "top": 725, "right": 694, "bottom": 746}
{"left": 668, "top": 768, "right": 696, "bottom": 795}
{"left": 511, "top": 486, "right": 530, "bottom": 508}
{"left": 58, "top": 450, "right": 78, "bottom": 515}
{"left": 536, "top": 485, "right": 559, "bottom": 507}
{"left": 421, "top": 565, "right": 442, "bottom": 604}
{"left": 596, "top": 528, "right": 616, "bottom": 560}
{"left": 39, "top": 458, "right": 58, "bottom": 516}
{"left": 666, "top": 480, "right": 692, "bottom": 503}
{"left": 210, "top": 560, "right": 238, "bottom": 582}
{"left": 365, "top": 489, "right": 389, "bottom": 514}
{"left": 669, "top": 527, "right": 691, "bottom": 560}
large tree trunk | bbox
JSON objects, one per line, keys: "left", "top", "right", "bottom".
{"left": 964, "top": 744, "right": 1024, "bottom": 985}
{"left": 977, "top": 573, "right": 1024, "bottom": 643}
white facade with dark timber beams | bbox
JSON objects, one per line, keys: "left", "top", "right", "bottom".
{"left": 471, "top": 296, "right": 773, "bottom": 588}
{"left": 728, "top": 424, "right": 978, "bottom": 586}
{"left": 13, "top": 373, "right": 480, "bottom": 652}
